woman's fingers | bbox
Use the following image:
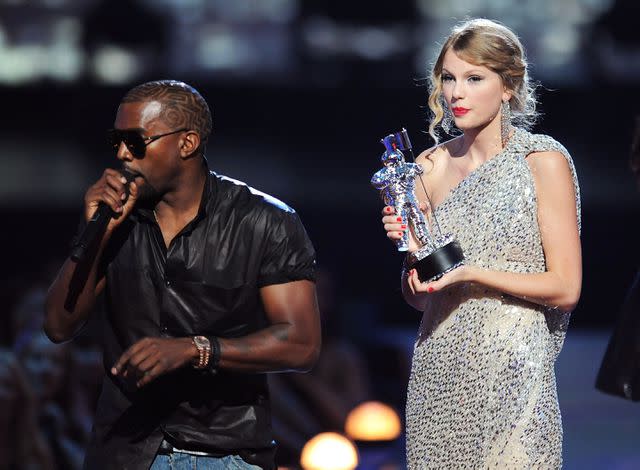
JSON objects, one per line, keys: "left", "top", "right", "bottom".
{"left": 382, "top": 207, "right": 407, "bottom": 240}
{"left": 407, "top": 269, "right": 437, "bottom": 293}
{"left": 381, "top": 205, "right": 395, "bottom": 216}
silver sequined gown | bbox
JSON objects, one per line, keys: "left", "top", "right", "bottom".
{"left": 405, "top": 128, "right": 581, "bottom": 469}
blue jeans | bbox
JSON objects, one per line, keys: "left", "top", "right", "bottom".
{"left": 150, "top": 452, "right": 262, "bottom": 470}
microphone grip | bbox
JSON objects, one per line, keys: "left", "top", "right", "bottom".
{"left": 70, "top": 169, "right": 137, "bottom": 263}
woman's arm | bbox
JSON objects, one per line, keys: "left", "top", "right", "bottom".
{"left": 407, "top": 150, "right": 582, "bottom": 313}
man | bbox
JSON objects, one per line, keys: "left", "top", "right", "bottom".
{"left": 44, "top": 80, "right": 321, "bottom": 470}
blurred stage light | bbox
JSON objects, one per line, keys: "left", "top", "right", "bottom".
{"left": 300, "top": 432, "right": 359, "bottom": 470}
{"left": 91, "top": 45, "right": 140, "bottom": 84}
{"left": 197, "top": 28, "right": 250, "bottom": 70}
{"left": 0, "top": 44, "right": 46, "bottom": 85}
{"left": 345, "top": 401, "right": 401, "bottom": 441}
{"left": 47, "top": 17, "right": 83, "bottom": 82}
{"left": 540, "top": 25, "right": 580, "bottom": 67}
{"left": 350, "top": 27, "right": 403, "bottom": 60}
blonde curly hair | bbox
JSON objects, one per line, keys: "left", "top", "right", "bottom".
{"left": 427, "top": 19, "right": 538, "bottom": 144}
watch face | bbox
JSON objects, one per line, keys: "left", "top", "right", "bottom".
{"left": 193, "top": 335, "right": 209, "bottom": 348}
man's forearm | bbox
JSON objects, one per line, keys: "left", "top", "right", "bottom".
{"left": 217, "top": 323, "right": 320, "bottom": 373}
{"left": 44, "top": 242, "right": 106, "bottom": 343}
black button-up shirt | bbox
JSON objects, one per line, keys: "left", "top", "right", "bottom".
{"left": 83, "top": 168, "right": 316, "bottom": 470}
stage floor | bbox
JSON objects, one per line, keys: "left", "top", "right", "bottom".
{"left": 558, "top": 329, "right": 640, "bottom": 469}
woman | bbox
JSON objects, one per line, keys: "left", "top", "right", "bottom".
{"left": 380, "top": 19, "right": 581, "bottom": 468}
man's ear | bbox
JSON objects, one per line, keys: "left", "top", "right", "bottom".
{"left": 180, "top": 130, "right": 201, "bottom": 159}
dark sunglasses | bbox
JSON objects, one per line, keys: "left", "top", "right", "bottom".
{"left": 107, "top": 128, "right": 189, "bottom": 158}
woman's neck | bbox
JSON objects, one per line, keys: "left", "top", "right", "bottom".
{"left": 458, "top": 118, "right": 505, "bottom": 167}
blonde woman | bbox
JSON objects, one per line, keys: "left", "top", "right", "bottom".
{"left": 381, "top": 19, "right": 581, "bottom": 468}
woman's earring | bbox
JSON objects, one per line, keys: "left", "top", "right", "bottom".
{"left": 442, "top": 104, "right": 453, "bottom": 135}
{"left": 441, "top": 97, "right": 460, "bottom": 137}
{"left": 501, "top": 100, "right": 512, "bottom": 147}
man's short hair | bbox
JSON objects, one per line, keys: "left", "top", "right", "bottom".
{"left": 122, "top": 80, "right": 213, "bottom": 151}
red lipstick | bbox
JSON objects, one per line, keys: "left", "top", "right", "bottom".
{"left": 452, "top": 107, "right": 470, "bottom": 117}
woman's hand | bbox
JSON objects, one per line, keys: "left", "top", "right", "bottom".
{"left": 381, "top": 206, "right": 420, "bottom": 252}
{"left": 406, "top": 264, "right": 477, "bottom": 295}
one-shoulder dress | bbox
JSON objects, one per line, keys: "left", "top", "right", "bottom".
{"left": 405, "top": 128, "right": 581, "bottom": 469}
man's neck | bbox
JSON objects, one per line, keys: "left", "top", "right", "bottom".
{"left": 154, "top": 164, "right": 207, "bottom": 224}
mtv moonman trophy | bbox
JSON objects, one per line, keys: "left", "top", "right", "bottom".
{"left": 371, "top": 128, "right": 464, "bottom": 283}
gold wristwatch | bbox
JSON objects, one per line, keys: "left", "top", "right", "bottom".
{"left": 192, "top": 335, "right": 211, "bottom": 369}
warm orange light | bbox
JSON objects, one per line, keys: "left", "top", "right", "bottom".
{"left": 345, "top": 401, "right": 402, "bottom": 441}
{"left": 300, "top": 432, "right": 359, "bottom": 470}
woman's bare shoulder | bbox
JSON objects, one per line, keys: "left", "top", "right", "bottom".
{"left": 525, "top": 150, "right": 575, "bottom": 182}
{"left": 415, "top": 136, "right": 461, "bottom": 173}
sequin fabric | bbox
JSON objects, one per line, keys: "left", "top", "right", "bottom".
{"left": 405, "top": 128, "right": 581, "bottom": 469}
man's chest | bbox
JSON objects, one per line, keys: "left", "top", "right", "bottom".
{"left": 105, "top": 221, "right": 266, "bottom": 336}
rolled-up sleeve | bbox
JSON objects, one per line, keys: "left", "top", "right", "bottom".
{"left": 257, "top": 209, "right": 316, "bottom": 287}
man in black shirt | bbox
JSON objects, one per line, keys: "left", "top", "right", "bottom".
{"left": 44, "top": 80, "right": 321, "bottom": 470}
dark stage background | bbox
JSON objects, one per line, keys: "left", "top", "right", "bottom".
{"left": 1, "top": 0, "right": 640, "bottom": 468}
{"left": 2, "top": 85, "right": 640, "bottom": 330}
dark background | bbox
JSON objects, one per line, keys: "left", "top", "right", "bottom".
{"left": 1, "top": 0, "right": 640, "bottom": 468}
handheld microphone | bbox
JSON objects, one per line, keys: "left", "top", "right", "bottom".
{"left": 70, "top": 169, "right": 138, "bottom": 263}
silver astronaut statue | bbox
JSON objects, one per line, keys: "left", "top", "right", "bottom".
{"left": 371, "top": 129, "right": 464, "bottom": 282}
{"left": 371, "top": 134, "right": 431, "bottom": 252}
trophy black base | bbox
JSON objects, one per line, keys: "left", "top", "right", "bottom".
{"left": 410, "top": 240, "right": 464, "bottom": 283}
